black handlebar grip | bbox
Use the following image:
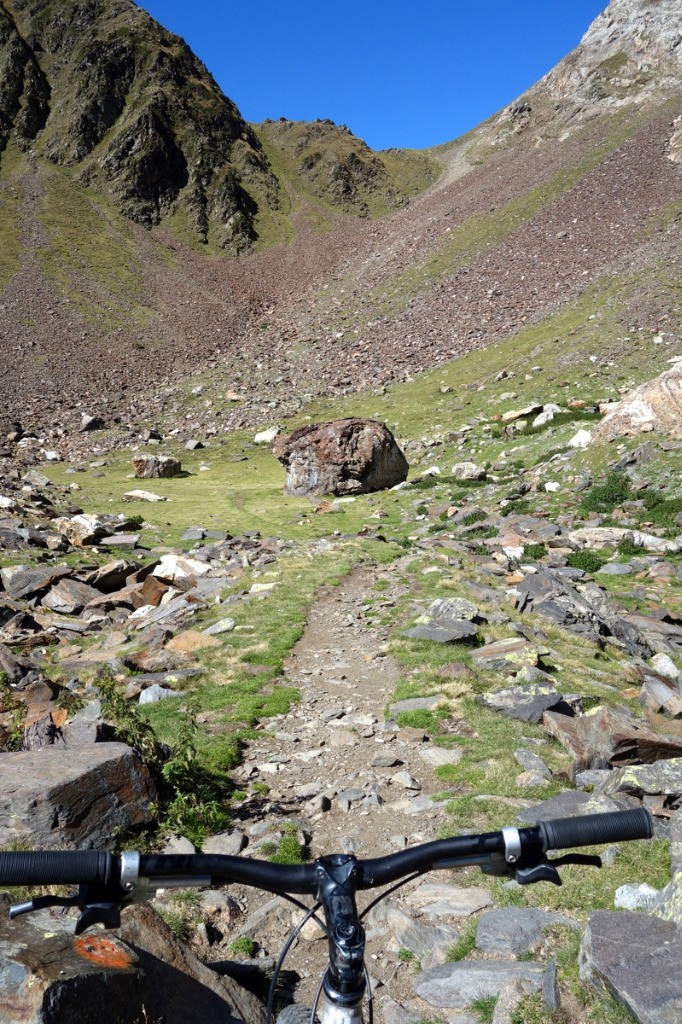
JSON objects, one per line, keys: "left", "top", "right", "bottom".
{"left": 0, "top": 851, "right": 114, "bottom": 888}
{"left": 538, "top": 808, "right": 653, "bottom": 851}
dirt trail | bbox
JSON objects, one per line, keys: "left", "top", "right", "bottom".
{"left": 228, "top": 564, "right": 469, "bottom": 1014}
{"left": 238, "top": 565, "right": 456, "bottom": 856}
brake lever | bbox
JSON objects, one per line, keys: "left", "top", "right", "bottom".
{"left": 9, "top": 881, "right": 125, "bottom": 933}
{"left": 515, "top": 853, "right": 602, "bottom": 887}
{"left": 551, "top": 853, "right": 602, "bottom": 869}
{"left": 10, "top": 894, "right": 80, "bottom": 919}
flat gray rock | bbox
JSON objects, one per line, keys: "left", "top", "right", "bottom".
{"left": 404, "top": 882, "right": 492, "bottom": 918}
{"left": 203, "top": 617, "right": 236, "bottom": 635}
{"left": 476, "top": 907, "right": 578, "bottom": 955}
{"left": 390, "top": 696, "right": 446, "bottom": 714}
{"left": 579, "top": 911, "right": 682, "bottom": 1024}
{"left": 419, "top": 745, "right": 465, "bottom": 768}
{"left": 516, "top": 789, "right": 623, "bottom": 825}
{"left": 426, "top": 597, "right": 479, "bottom": 621}
{"left": 596, "top": 562, "right": 633, "bottom": 576}
{"left": 404, "top": 619, "right": 479, "bottom": 643}
{"left": 470, "top": 638, "right": 541, "bottom": 672}
{"left": 415, "top": 960, "right": 545, "bottom": 1009}
{"left": 477, "top": 683, "right": 562, "bottom": 723}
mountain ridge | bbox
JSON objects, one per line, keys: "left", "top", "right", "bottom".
{"left": 0, "top": 0, "right": 680, "bottom": 443}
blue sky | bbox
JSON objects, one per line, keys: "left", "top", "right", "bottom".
{"left": 136, "top": 1, "right": 607, "bottom": 150}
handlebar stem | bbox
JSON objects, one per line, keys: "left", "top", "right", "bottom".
{"left": 315, "top": 855, "right": 366, "bottom": 1009}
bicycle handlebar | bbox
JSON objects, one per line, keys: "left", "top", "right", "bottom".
{"left": 0, "top": 808, "right": 652, "bottom": 897}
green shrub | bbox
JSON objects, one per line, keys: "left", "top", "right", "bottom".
{"left": 471, "top": 995, "right": 498, "bottom": 1024}
{"left": 268, "top": 824, "right": 310, "bottom": 865}
{"left": 580, "top": 473, "right": 632, "bottom": 513}
{"left": 460, "top": 509, "right": 487, "bottom": 526}
{"left": 160, "top": 705, "right": 232, "bottom": 847}
{"left": 522, "top": 542, "right": 547, "bottom": 561}
{"left": 566, "top": 549, "right": 609, "bottom": 574}
{"left": 464, "top": 525, "right": 497, "bottom": 539}
{"left": 640, "top": 490, "right": 682, "bottom": 528}
{"left": 617, "top": 533, "right": 644, "bottom": 556}
{"left": 446, "top": 919, "right": 477, "bottom": 961}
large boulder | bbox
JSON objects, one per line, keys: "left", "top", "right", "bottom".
{"left": 0, "top": 743, "right": 157, "bottom": 848}
{"left": 594, "top": 362, "right": 682, "bottom": 440}
{"left": 272, "top": 417, "right": 409, "bottom": 496}
{"left": 132, "top": 454, "right": 181, "bottom": 479}
{"left": 0, "top": 903, "right": 266, "bottom": 1024}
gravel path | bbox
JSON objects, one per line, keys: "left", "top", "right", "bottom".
{"left": 227, "top": 565, "right": 474, "bottom": 1016}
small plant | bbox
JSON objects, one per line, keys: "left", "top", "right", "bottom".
{"left": 446, "top": 919, "right": 477, "bottom": 962}
{"left": 251, "top": 781, "right": 270, "bottom": 796}
{"left": 268, "top": 824, "right": 310, "bottom": 865}
{"left": 460, "top": 509, "right": 487, "bottom": 526}
{"left": 640, "top": 489, "right": 682, "bottom": 528}
{"left": 398, "top": 947, "right": 416, "bottom": 962}
{"left": 96, "top": 670, "right": 158, "bottom": 764}
{"left": 470, "top": 995, "right": 498, "bottom": 1024}
{"left": 522, "top": 542, "right": 547, "bottom": 561}
{"left": 616, "top": 533, "right": 644, "bottom": 557}
{"left": 229, "top": 935, "right": 257, "bottom": 958}
{"left": 160, "top": 704, "right": 232, "bottom": 848}
{"left": 170, "top": 888, "right": 200, "bottom": 911}
{"left": 158, "top": 908, "right": 192, "bottom": 942}
{"left": 566, "top": 549, "right": 609, "bottom": 574}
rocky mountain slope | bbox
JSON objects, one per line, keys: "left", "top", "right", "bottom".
{"left": 0, "top": 0, "right": 680, "bottom": 447}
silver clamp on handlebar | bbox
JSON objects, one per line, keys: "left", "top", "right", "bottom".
{"left": 120, "top": 851, "right": 149, "bottom": 903}
{"left": 501, "top": 827, "right": 522, "bottom": 864}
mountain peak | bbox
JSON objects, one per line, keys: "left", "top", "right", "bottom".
{"left": 544, "top": 0, "right": 682, "bottom": 107}
{"left": 2, "top": 0, "right": 279, "bottom": 249}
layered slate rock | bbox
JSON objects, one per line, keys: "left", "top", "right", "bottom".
{"left": 272, "top": 418, "right": 409, "bottom": 496}
{"left": 0, "top": 743, "right": 157, "bottom": 848}
{"left": 470, "top": 637, "right": 543, "bottom": 672}
{"left": 596, "top": 758, "right": 682, "bottom": 804}
{"left": 514, "top": 570, "right": 653, "bottom": 656}
{"left": 477, "top": 682, "right": 564, "bottom": 723}
{"left": 0, "top": 903, "right": 266, "bottom": 1024}
{"left": 404, "top": 596, "right": 480, "bottom": 643}
{"left": 579, "top": 911, "right": 682, "bottom": 1024}
{"left": 414, "top": 960, "right": 545, "bottom": 1010}
{"left": 543, "top": 706, "right": 682, "bottom": 774}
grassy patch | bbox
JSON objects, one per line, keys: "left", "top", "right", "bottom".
{"left": 0, "top": 145, "right": 24, "bottom": 289}
{"left": 446, "top": 918, "right": 477, "bottom": 961}
{"left": 36, "top": 162, "right": 155, "bottom": 328}
{"left": 470, "top": 995, "right": 498, "bottom": 1024}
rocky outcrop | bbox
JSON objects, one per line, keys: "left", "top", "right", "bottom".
{"left": 257, "top": 118, "right": 438, "bottom": 216}
{"left": 542, "top": 0, "right": 682, "bottom": 111}
{"left": 593, "top": 362, "right": 682, "bottom": 441}
{"left": 0, "top": 743, "right": 157, "bottom": 848}
{"left": 579, "top": 911, "right": 682, "bottom": 1024}
{"left": 2, "top": 0, "right": 279, "bottom": 249}
{"left": 0, "top": 902, "right": 266, "bottom": 1024}
{"left": 272, "top": 417, "right": 409, "bottom": 496}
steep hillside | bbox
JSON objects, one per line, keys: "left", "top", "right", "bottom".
{"left": 1, "top": 0, "right": 279, "bottom": 249}
{"left": 0, "top": 0, "right": 680, "bottom": 444}
{"left": 256, "top": 117, "right": 439, "bottom": 219}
